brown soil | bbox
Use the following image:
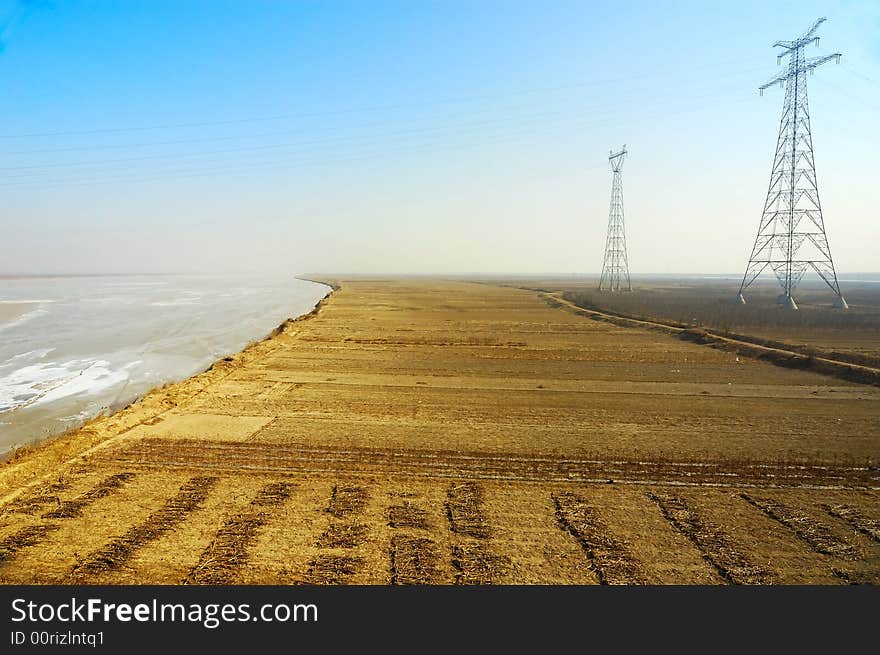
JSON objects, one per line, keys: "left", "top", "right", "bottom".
{"left": 648, "top": 492, "right": 775, "bottom": 585}
{"left": 0, "top": 280, "right": 877, "bottom": 584}
{"left": 388, "top": 502, "right": 431, "bottom": 530}
{"left": 741, "top": 494, "right": 858, "bottom": 559}
{"left": 823, "top": 504, "right": 880, "bottom": 543}
{"left": 184, "top": 482, "right": 292, "bottom": 585}
{"left": 553, "top": 491, "right": 644, "bottom": 584}
{"left": 306, "top": 554, "right": 363, "bottom": 585}
{"left": 65, "top": 476, "right": 218, "bottom": 582}
{"left": 390, "top": 534, "right": 442, "bottom": 585}
{"left": 42, "top": 472, "right": 135, "bottom": 519}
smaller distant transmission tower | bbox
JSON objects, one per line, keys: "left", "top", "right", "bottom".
{"left": 599, "top": 146, "right": 631, "bottom": 292}
{"left": 738, "top": 17, "right": 846, "bottom": 309}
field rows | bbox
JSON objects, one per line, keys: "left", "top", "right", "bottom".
{"left": 94, "top": 439, "right": 879, "bottom": 489}
{"left": 2, "top": 280, "right": 877, "bottom": 585}
{"left": 1, "top": 466, "right": 878, "bottom": 585}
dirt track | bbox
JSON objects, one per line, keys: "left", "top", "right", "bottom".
{"left": 1, "top": 280, "right": 878, "bottom": 584}
{"left": 543, "top": 291, "right": 880, "bottom": 386}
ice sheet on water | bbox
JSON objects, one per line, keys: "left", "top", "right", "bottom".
{"left": 10, "top": 348, "right": 55, "bottom": 361}
{"left": 0, "top": 274, "right": 330, "bottom": 454}
{"left": 0, "top": 359, "right": 129, "bottom": 414}
{"left": 0, "top": 307, "right": 49, "bottom": 332}
{"left": 150, "top": 298, "right": 202, "bottom": 307}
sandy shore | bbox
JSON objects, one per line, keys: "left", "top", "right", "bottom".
{"left": 0, "top": 280, "right": 877, "bottom": 584}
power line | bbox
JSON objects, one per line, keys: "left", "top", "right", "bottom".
{"left": 0, "top": 80, "right": 757, "bottom": 183}
{"left": 0, "top": 92, "right": 754, "bottom": 189}
{"left": 738, "top": 17, "right": 847, "bottom": 310}
{"left": 598, "top": 146, "right": 631, "bottom": 292}
{"left": 0, "top": 61, "right": 768, "bottom": 141}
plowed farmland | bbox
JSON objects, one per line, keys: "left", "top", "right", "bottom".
{"left": 1, "top": 280, "right": 878, "bottom": 584}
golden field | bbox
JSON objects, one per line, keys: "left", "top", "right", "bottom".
{"left": 0, "top": 280, "right": 878, "bottom": 585}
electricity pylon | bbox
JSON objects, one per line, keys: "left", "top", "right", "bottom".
{"left": 737, "top": 17, "right": 846, "bottom": 310}
{"left": 599, "top": 146, "right": 631, "bottom": 292}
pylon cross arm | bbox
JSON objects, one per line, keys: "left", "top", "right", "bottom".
{"left": 740, "top": 17, "right": 845, "bottom": 309}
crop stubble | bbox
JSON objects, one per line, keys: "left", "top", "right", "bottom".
{"left": 0, "top": 280, "right": 877, "bottom": 585}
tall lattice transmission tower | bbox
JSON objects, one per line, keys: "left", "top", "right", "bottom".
{"left": 599, "top": 146, "right": 631, "bottom": 292}
{"left": 737, "top": 17, "right": 846, "bottom": 310}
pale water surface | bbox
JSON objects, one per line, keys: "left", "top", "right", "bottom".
{"left": 0, "top": 274, "right": 329, "bottom": 455}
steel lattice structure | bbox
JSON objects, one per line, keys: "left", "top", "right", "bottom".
{"left": 737, "top": 17, "right": 847, "bottom": 310}
{"left": 599, "top": 146, "right": 631, "bottom": 292}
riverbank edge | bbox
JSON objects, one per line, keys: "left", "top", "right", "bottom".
{"left": 0, "top": 278, "right": 337, "bottom": 502}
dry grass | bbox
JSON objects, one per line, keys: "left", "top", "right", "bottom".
{"left": 387, "top": 502, "right": 431, "bottom": 530}
{"left": 451, "top": 544, "right": 507, "bottom": 585}
{"left": 326, "top": 485, "right": 368, "bottom": 518}
{"left": 648, "top": 492, "right": 775, "bottom": 585}
{"left": 66, "top": 476, "right": 218, "bottom": 581}
{"left": 740, "top": 494, "right": 858, "bottom": 559}
{"left": 316, "top": 523, "right": 369, "bottom": 549}
{"left": 823, "top": 504, "right": 880, "bottom": 543}
{"left": 558, "top": 281, "right": 880, "bottom": 367}
{"left": 185, "top": 481, "right": 292, "bottom": 584}
{"left": 446, "top": 482, "right": 490, "bottom": 539}
{"left": 552, "top": 491, "right": 644, "bottom": 585}
{"left": 832, "top": 568, "right": 877, "bottom": 585}
{"left": 96, "top": 439, "right": 880, "bottom": 487}
{"left": 0, "top": 525, "right": 59, "bottom": 563}
{"left": 306, "top": 554, "right": 363, "bottom": 585}
{"left": 0, "top": 280, "right": 877, "bottom": 585}
{"left": 2, "top": 479, "right": 72, "bottom": 515}
{"left": 42, "top": 472, "right": 135, "bottom": 519}
{"left": 553, "top": 292, "right": 880, "bottom": 386}
{"left": 390, "top": 535, "right": 442, "bottom": 585}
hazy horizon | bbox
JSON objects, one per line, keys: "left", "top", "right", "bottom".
{"left": 2, "top": 271, "right": 880, "bottom": 279}
{"left": 1, "top": 0, "right": 877, "bottom": 276}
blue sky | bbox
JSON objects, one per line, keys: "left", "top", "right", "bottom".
{"left": 0, "top": 0, "right": 877, "bottom": 274}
